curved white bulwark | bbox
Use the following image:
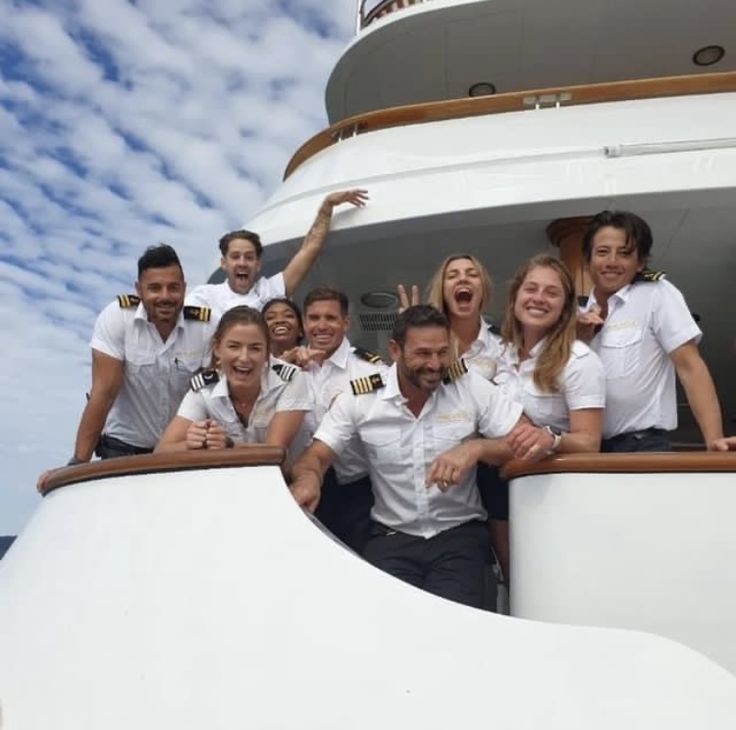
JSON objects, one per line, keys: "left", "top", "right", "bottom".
{"left": 1, "top": 457, "right": 736, "bottom": 728}
{"left": 508, "top": 454, "right": 736, "bottom": 677}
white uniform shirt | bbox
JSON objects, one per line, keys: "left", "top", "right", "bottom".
{"left": 185, "top": 273, "right": 285, "bottom": 317}
{"left": 463, "top": 319, "right": 503, "bottom": 381}
{"left": 90, "top": 301, "right": 217, "bottom": 449}
{"left": 302, "top": 338, "right": 389, "bottom": 485}
{"left": 177, "top": 365, "right": 311, "bottom": 444}
{"left": 582, "top": 279, "right": 701, "bottom": 438}
{"left": 315, "top": 364, "right": 523, "bottom": 539}
{"left": 495, "top": 340, "right": 605, "bottom": 432}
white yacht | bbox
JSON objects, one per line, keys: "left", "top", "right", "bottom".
{"left": 2, "top": 2, "right": 736, "bottom": 727}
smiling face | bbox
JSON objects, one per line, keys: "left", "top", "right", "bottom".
{"left": 221, "top": 238, "right": 262, "bottom": 295}
{"left": 513, "top": 265, "right": 566, "bottom": 335}
{"left": 390, "top": 325, "right": 450, "bottom": 395}
{"left": 214, "top": 322, "right": 268, "bottom": 389}
{"left": 441, "top": 256, "right": 485, "bottom": 319}
{"left": 304, "top": 299, "right": 350, "bottom": 357}
{"left": 135, "top": 264, "right": 185, "bottom": 326}
{"left": 587, "top": 226, "right": 645, "bottom": 297}
{"left": 263, "top": 301, "right": 302, "bottom": 353}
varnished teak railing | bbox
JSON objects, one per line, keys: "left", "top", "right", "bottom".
{"left": 285, "top": 71, "right": 736, "bottom": 179}
{"left": 40, "top": 446, "right": 286, "bottom": 495}
{"left": 40, "top": 449, "right": 736, "bottom": 495}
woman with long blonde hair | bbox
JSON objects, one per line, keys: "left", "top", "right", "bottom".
{"left": 400, "top": 253, "right": 501, "bottom": 379}
{"left": 497, "top": 254, "right": 605, "bottom": 456}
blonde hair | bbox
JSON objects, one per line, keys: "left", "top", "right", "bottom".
{"left": 425, "top": 254, "right": 493, "bottom": 357}
{"left": 501, "top": 255, "right": 577, "bottom": 393}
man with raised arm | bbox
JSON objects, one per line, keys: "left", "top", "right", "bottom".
{"left": 186, "top": 189, "right": 368, "bottom": 317}
{"left": 577, "top": 210, "right": 723, "bottom": 451}
{"left": 289, "top": 305, "right": 547, "bottom": 609}
{"left": 64, "top": 244, "right": 217, "bottom": 466}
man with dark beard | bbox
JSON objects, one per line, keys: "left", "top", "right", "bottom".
{"left": 65, "top": 244, "right": 217, "bottom": 463}
{"left": 289, "top": 305, "right": 534, "bottom": 608}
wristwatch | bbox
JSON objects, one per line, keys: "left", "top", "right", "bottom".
{"left": 542, "top": 425, "right": 563, "bottom": 455}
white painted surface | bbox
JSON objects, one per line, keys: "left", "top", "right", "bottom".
{"left": 2, "top": 466, "right": 736, "bottom": 728}
{"left": 247, "top": 93, "right": 736, "bottom": 248}
{"left": 510, "top": 470, "right": 736, "bottom": 675}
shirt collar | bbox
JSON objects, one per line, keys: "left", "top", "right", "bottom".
{"left": 381, "top": 363, "right": 405, "bottom": 401}
{"left": 212, "top": 372, "right": 230, "bottom": 399}
{"left": 465, "top": 318, "right": 493, "bottom": 357}
{"left": 133, "top": 303, "right": 185, "bottom": 330}
{"left": 326, "top": 337, "right": 351, "bottom": 369}
{"left": 587, "top": 283, "right": 633, "bottom": 309}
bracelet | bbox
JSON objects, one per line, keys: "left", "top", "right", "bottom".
{"left": 67, "top": 456, "right": 85, "bottom": 466}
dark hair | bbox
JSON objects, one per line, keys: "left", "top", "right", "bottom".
{"left": 218, "top": 230, "right": 263, "bottom": 258}
{"left": 303, "top": 286, "right": 349, "bottom": 316}
{"left": 209, "top": 305, "right": 269, "bottom": 369}
{"left": 391, "top": 304, "right": 449, "bottom": 347}
{"left": 137, "top": 244, "right": 183, "bottom": 278}
{"left": 582, "top": 210, "right": 653, "bottom": 262}
{"left": 262, "top": 297, "right": 304, "bottom": 338}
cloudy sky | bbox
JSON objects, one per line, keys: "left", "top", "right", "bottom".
{"left": 0, "top": 0, "right": 361, "bottom": 535}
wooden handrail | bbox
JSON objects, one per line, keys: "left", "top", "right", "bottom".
{"left": 286, "top": 71, "right": 736, "bottom": 179}
{"left": 503, "top": 451, "right": 736, "bottom": 480}
{"left": 361, "top": 0, "right": 428, "bottom": 29}
{"left": 40, "top": 446, "right": 286, "bottom": 495}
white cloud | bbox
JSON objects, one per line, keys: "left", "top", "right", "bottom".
{"left": 0, "top": 0, "right": 354, "bottom": 534}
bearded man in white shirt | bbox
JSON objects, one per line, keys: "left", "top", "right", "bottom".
{"left": 289, "top": 305, "right": 546, "bottom": 608}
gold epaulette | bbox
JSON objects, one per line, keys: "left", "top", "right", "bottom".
{"left": 350, "top": 373, "right": 385, "bottom": 396}
{"left": 117, "top": 294, "right": 140, "bottom": 308}
{"left": 272, "top": 363, "right": 298, "bottom": 382}
{"left": 190, "top": 369, "right": 219, "bottom": 392}
{"left": 636, "top": 269, "right": 666, "bottom": 283}
{"left": 443, "top": 358, "right": 469, "bottom": 384}
{"left": 352, "top": 346, "right": 385, "bottom": 365}
{"left": 183, "top": 305, "right": 212, "bottom": 322}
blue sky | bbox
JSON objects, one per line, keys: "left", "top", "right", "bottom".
{"left": 0, "top": 0, "right": 354, "bottom": 534}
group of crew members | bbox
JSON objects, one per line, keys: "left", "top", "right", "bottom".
{"left": 39, "top": 188, "right": 736, "bottom": 611}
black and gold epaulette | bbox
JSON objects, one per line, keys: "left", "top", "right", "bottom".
{"left": 117, "top": 294, "right": 140, "bottom": 308}
{"left": 352, "top": 346, "right": 385, "bottom": 365}
{"left": 189, "top": 369, "right": 219, "bottom": 392}
{"left": 635, "top": 269, "right": 666, "bottom": 283}
{"left": 272, "top": 362, "right": 298, "bottom": 382}
{"left": 183, "top": 305, "right": 212, "bottom": 322}
{"left": 443, "top": 358, "right": 469, "bottom": 384}
{"left": 350, "top": 373, "right": 385, "bottom": 396}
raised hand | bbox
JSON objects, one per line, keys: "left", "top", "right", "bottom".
{"left": 396, "top": 284, "right": 420, "bottom": 314}
{"left": 323, "top": 188, "right": 369, "bottom": 210}
{"left": 576, "top": 304, "right": 604, "bottom": 342}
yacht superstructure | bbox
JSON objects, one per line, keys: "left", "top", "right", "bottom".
{"left": 2, "top": 1, "right": 736, "bottom": 725}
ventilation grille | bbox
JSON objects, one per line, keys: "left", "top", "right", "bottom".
{"left": 358, "top": 312, "right": 398, "bottom": 332}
